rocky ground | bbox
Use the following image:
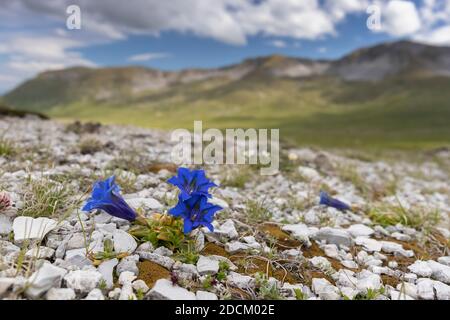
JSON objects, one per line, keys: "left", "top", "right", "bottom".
{"left": 0, "top": 116, "right": 449, "bottom": 300}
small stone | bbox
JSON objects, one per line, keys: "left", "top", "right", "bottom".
{"left": 311, "top": 278, "right": 341, "bottom": 300}
{"left": 396, "top": 283, "right": 417, "bottom": 299}
{"left": 388, "top": 261, "right": 398, "bottom": 269}
{"left": 225, "top": 241, "right": 259, "bottom": 253}
{"left": 127, "top": 197, "right": 163, "bottom": 210}
{"left": 323, "top": 244, "right": 339, "bottom": 259}
{"left": 196, "top": 290, "right": 218, "bottom": 300}
{"left": 438, "top": 257, "right": 450, "bottom": 267}
{"left": 46, "top": 288, "right": 76, "bottom": 300}
{"left": 116, "top": 255, "right": 139, "bottom": 276}
{"left": 25, "top": 246, "right": 55, "bottom": 259}
{"left": 347, "top": 224, "right": 374, "bottom": 238}
{"left": 390, "top": 290, "right": 414, "bottom": 300}
{"left": 309, "top": 257, "right": 332, "bottom": 271}
{"left": 154, "top": 246, "right": 173, "bottom": 256}
{"left": 139, "top": 252, "right": 175, "bottom": 270}
{"left": 391, "top": 232, "right": 411, "bottom": 242}
{"left": 25, "top": 262, "right": 67, "bottom": 299}
{"left": 0, "top": 278, "right": 15, "bottom": 297}
{"left": 13, "top": 216, "right": 57, "bottom": 242}
{"left": 119, "top": 271, "right": 137, "bottom": 285}
{"left": 297, "top": 166, "right": 321, "bottom": 181}
{"left": 0, "top": 215, "right": 12, "bottom": 235}
{"left": 227, "top": 272, "right": 255, "bottom": 289}
{"left": 113, "top": 229, "right": 137, "bottom": 254}
{"left": 85, "top": 288, "right": 105, "bottom": 300}
{"left": 119, "top": 284, "right": 136, "bottom": 300}
{"left": 197, "top": 255, "right": 220, "bottom": 275}
{"left": 314, "top": 227, "right": 352, "bottom": 247}
{"left": 108, "top": 287, "right": 122, "bottom": 300}
{"left": 340, "top": 287, "right": 358, "bottom": 300}
{"left": 408, "top": 260, "right": 433, "bottom": 277}
{"left": 98, "top": 258, "right": 118, "bottom": 289}
{"left": 64, "top": 269, "right": 103, "bottom": 293}
{"left": 213, "top": 219, "right": 238, "bottom": 239}
{"left": 146, "top": 279, "right": 196, "bottom": 300}
{"left": 282, "top": 223, "right": 312, "bottom": 243}
{"left": 433, "top": 281, "right": 450, "bottom": 300}
{"left": 341, "top": 260, "right": 359, "bottom": 269}
{"left": 354, "top": 237, "right": 382, "bottom": 252}
{"left": 356, "top": 273, "right": 382, "bottom": 293}
{"left": 132, "top": 279, "right": 150, "bottom": 293}
{"left": 427, "top": 260, "right": 450, "bottom": 284}
{"left": 417, "top": 278, "right": 435, "bottom": 300}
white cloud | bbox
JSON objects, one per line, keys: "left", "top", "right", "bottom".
{"left": 268, "top": 40, "right": 287, "bottom": 48}
{"left": 382, "top": 0, "right": 422, "bottom": 36}
{"left": 0, "top": 34, "right": 95, "bottom": 93}
{"left": 414, "top": 25, "right": 450, "bottom": 46}
{"left": 127, "top": 52, "right": 171, "bottom": 62}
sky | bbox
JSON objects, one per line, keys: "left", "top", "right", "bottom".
{"left": 0, "top": 0, "right": 450, "bottom": 93}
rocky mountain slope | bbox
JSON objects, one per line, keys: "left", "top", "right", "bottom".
{"left": 0, "top": 116, "right": 449, "bottom": 300}
{"left": 3, "top": 41, "right": 450, "bottom": 110}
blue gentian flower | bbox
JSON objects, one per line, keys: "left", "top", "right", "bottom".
{"left": 82, "top": 176, "right": 137, "bottom": 221}
{"left": 168, "top": 194, "right": 222, "bottom": 234}
{"left": 319, "top": 191, "right": 351, "bottom": 212}
{"left": 167, "top": 167, "right": 217, "bottom": 201}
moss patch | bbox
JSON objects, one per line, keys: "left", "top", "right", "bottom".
{"left": 137, "top": 261, "right": 171, "bottom": 289}
{"left": 258, "top": 223, "right": 302, "bottom": 248}
{"left": 230, "top": 255, "right": 299, "bottom": 284}
{"left": 201, "top": 242, "right": 229, "bottom": 258}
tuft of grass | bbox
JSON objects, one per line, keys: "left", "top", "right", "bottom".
{"left": 19, "top": 177, "right": 76, "bottom": 218}
{"left": 255, "top": 273, "right": 284, "bottom": 300}
{"left": 368, "top": 201, "right": 441, "bottom": 230}
{"left": 0, "top": 137, "right": 15, "bottom": 157}
{"left": 294, "top": 288, "right": 307, "bottom": 300}
{"left": 246, "top": 199, "right": 272, "bottom": 223}
{"left": 221, "top": 166, "right": 252, "bottom": 188}
{"left": 353, "top": 287, "right": 385, "bottom": 300}
{"left": 175, "top": 241, "right": 199, "bottom": 265}
{"left": 78, "top": 137, "right": 103, "bottom": 155}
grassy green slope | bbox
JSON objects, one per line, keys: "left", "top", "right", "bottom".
{"left": 6, "top": 75, "right": 450, "bottom": 149}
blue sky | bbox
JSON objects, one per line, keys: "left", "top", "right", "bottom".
{"left": 0, "top": 0, "right": 449, "bottom": 93}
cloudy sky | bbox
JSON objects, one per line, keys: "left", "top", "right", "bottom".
{"left": 0, "top": 0, "right": 449, "bottom": 93}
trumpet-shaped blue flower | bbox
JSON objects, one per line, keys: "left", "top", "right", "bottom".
{"left": 167, "top": 167, "right": 217, "bottom": 201}
{"left": 168, "top": 194, "right": 222, "bottom": 234}
{"left": 82, "top": 176, "right": 137, "bottom": 221}
{"left": 319, "top": 191, "right": 351, "bottom": 212}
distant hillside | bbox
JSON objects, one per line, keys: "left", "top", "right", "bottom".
{"left": 2, "top": 40, "right": 450, "bottom": 149}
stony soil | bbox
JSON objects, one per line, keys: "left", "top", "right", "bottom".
{"left": 0, "top": 116, "right": 449, "bottom": 300}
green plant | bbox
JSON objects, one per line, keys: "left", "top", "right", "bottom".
{"left": 175, "top": 241, "right": 199, "bottom": 265}
{"left": 19, "top": 177, "right": 76, "bottom": 218}
{"left": 78, "top": 137, "right": 103, "bottom": 155}
{"left": 246, "top": 199, "right": 272, "bottom": 223}
{"left": 202, "top": 275, "right": 214, "bottom": 290}
{"left": 294, "top": 288, "right": 306, "bottom": 300}
{"left": 354, "top": 288, "right": 385, "bottom": 300}
{"left": 368, "top": 202, "right": 441, "bottom": 230}
{"left": 255, "top": 273, "right": 283, "bottom": 300}
{"left": 136, "top": 288, "right": 145, "bottom": 300}
{"left": 221, "top": 167, "right": 252, "bottom": 188}
{"left": 0, "top": 137, "right": 15, "bottom": 157}
{"left": 98, "top": 279, "right": 108, "bottom": 291}
{"left": 129, "top": 213, "right": 184, "bottom": 251}
{"left": 216, "top": 261, "right": 230, "bottom": 281}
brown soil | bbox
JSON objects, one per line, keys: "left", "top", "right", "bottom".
{"left": 137, "top": 261, "right": 171, "bottom": 288}
{"left": 381, "top": 275, "right": 401, "bottom": 287}
{"left": 147, "top": 163, "right": 177, "bottom": 173}
{"left": 229, "top": 255, "right": 299, "bottom": 284}
{"left": 258, "top": 223, "right": 302, "bottom": 248}
{"left": 201, "top": 242, "right": 229, "bottom": 258}
{"left": 301, "top": 242, "right": 348, "bottom": 271}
